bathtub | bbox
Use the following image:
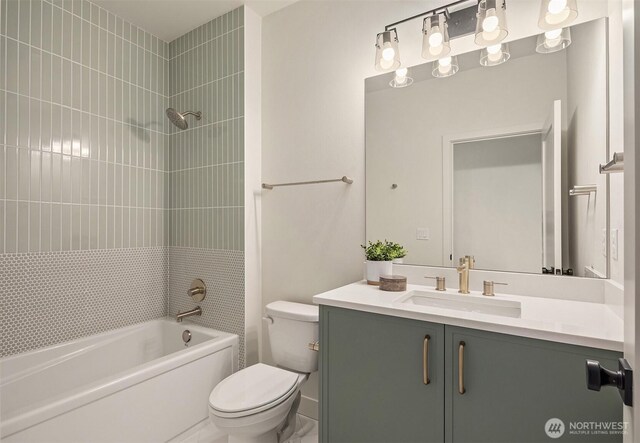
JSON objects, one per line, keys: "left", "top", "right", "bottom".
{"left": 0, "top": 318, "right": 238, "bottom": 442}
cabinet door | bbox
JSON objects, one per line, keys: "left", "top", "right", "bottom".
{"left": 446, "top": 326, "right": 623, "bottom": 443}
{"left": 320, "top": 306, "right": 445, "bottom": 443}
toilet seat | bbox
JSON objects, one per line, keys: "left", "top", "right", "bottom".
{"left": 209, "top": 364, "right": 303, "bottom": 418}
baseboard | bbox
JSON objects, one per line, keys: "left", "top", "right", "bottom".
{"left": 298, "top": 395, "right": 318, "bottom": 421}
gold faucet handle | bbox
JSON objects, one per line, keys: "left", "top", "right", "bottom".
{"left": 424, "top": 276, "right": 446, "bottom": 291}
{"left": 482, "top": 280, "right": 508, "bottom": 296}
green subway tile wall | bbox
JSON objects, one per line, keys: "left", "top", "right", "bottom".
{"left": 166, "top": 7, "right": 246, "bottom": 366}
{"left": 0, "top": 0, "right": 171, "bottom": 356}
{"left": 167, "top": 7, "right": 244, "bottom": 250}
{"left": 1, "top": 0, "right": 169, "bottom": 253}
{"left": 0, "top": 0, "right": 246, "bottom": 361}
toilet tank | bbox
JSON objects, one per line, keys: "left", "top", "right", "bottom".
{"left": 265, "top": 301, "right": 319, "bottom": 373}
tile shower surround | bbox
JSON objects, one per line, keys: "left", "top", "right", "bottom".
{"left": 1, "top": 0, "right": 169, "bottom": 254}
{"left": 167, "top": 8, "right": 246, "bottom": 365}
{"left": 0, "top": 0, "right": 246, "bottom": 362}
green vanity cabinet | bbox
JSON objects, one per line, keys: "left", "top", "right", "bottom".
{"left": 320, "top": 306, "right": 623, "bottom": 443}
{"left": 320, "top": 306, "right": 446, "bottom": 443}
{"left": 445, "top": 326, "right": 623, "bottom": 443}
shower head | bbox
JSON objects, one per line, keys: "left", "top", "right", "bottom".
{"left": 166, "top": 108, "right": 202, "bottom": 130}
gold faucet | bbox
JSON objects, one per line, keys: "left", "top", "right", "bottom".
{"left": 456, "top": 256, "right": 475, "bottom": 294}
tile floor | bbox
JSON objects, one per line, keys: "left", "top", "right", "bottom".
{"left": 172, "top": 414, "right": 318, "bottom": 443}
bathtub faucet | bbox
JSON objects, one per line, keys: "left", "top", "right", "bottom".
{"left": 176, "top": 306, "right": 202, "bottom": 323}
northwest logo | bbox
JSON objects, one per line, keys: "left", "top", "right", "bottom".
{"left": 545, "top": 418, "right": 566, "bottom": 439}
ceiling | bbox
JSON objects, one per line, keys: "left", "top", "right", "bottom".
{"left": 92, "top": 0, "right": 298, "bottom": 42}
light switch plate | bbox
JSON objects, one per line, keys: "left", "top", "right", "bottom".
{"left": 416, "top": 228, "right": 430, "bottom": 241}
{"left": 611, "top": 229, "right": 619, "bottom": 261}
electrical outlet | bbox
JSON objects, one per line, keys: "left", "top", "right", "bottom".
{"left": 610, "top": 229, "right": 619, "bottom": 261}
{"left": 416, "top": 228, "right": 430, "bottom": 241}
{"left": 601, "top": 229, "right": 607, "bottom": 257}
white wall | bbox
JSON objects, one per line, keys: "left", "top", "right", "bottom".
{"left": 566, "top": 19, "right": 608, "bottom": 278}
{"left": 453, "top": 135, "right": 542, "bottom": 273}
{"left": 244, "top": 6, "right": 262, "bottom": 367}
{"left": 608, "top": 1, "right": 625, "bottom": 285}
{"left": 262, "top": 0, "right": 442, "bottom": 419}
{"left": 366, "top": 53, "right": 566, "bottom": 266}
{"left": 261, "top": 0, "right": 614, "bottom": 418}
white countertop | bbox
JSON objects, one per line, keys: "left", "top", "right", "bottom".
{"left": 313, "top": 281, "right": 624, "bottom": 352}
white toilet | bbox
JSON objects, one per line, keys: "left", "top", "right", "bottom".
{"left": 208, "top": 301, "right": 319, "bottom": 443}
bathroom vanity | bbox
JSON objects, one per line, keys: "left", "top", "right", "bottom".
{"left": 314, "top": 281, "right": 624, "bottom": 443}
{"left": 318, "top": 5, "right": 628, "bottom": 442}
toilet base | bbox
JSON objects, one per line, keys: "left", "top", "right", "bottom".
{"left": 210, "top": 388, "right": 303, "bottom": 443}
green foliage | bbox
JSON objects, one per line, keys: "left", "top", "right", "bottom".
{"left": 387, "top": 241, "right": 408, "bottom": 259}
{"left": 361, "top": 240, "right": 407, "bottom": 261}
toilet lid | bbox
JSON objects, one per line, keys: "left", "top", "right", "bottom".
{"left": 209, "top": 364, "right": 299, "bottom": 414}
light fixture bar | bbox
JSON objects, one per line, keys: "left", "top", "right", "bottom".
{"left": 384, "top": 0, "right": 479, "bottom": 37}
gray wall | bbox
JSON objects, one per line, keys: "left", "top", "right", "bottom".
{"left": 166, "top": 8, "right": 246, "bottom": 367}
{"left": 0, "top": 0, "right": 170, "bottom": 356}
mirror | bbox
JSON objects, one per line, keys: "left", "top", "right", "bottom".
{"left": 365, "top": 18, "right": 609, "bottom": 278}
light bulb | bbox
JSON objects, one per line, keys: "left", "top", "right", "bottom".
{"left": 394, "top": 68, "right": 408, "bottom": 85}
{"left": 429, "top": 28, "right": 443, "bottom": 47}
{"left": 487, "top": 44, "right": 503, "bottom": 62}
{"left": 382, "top": 45, "right": 395, "bottom": 61}
{"left": 547, "top": 0, "right": 567, "bottom": 14}
{"left": 482, "top": 10, "right": 499, "bottom": 32}
{"left": 438, "top": 57, "right": 452, "bottom": 74}
{"left": 545, "top": 29, "right": 563, "bottom": 39}
{"left": 380, "top": 58, "right": 393, "bottom": 70}
{"left": 429, "top": 45, "right": 444, "bottom": 57}
{"left": 544, "top": 29, "right": 563, "bottom": 47}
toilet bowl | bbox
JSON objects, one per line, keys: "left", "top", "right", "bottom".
{"left": 208, "top": 302, "right": 319, "bottom": 443}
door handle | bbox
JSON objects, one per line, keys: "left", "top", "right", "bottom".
{"left": 586, "top": 358, "right": 633, "bottom": 406}
{"left": 423, "top": 335, "right": 430, "bottom": 385}
{"left": 458, "top": 341, "right": 466, "bottom": 395}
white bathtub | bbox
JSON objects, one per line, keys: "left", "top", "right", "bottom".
{"left": 0, "top": 318, "right": 238, "bottom": 442}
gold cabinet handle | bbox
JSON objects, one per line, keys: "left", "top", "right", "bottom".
{"left": 423, "top": 335, "right": 431, "bottom": 385}
{"left": 458, "top": 341, "right": 466, "bottom": 394}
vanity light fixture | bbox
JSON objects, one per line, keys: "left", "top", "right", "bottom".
{"left": 475, "top": 0, "right": 508, "bottom": 46}
{"left": 538, "top": 0, "right": 578, "bottom": 30}
{"left": 374, "top": 0, "right": 478, "bottom": 72}
{"left": 390, "top": 67, "right": 414, "bottom": 88}
{"left": 375, "top": 29, "right": 401, "bottom": 71}
{"left": 422, "top": 13, "right": 451, "bottom": 61}
{"left": 432, "top": 56, "right": 459, "bottom": 78}
{"left": 479, "top": 43, "right": 510, "bottom": 66}
{"left": 535, "top": 27, "right": 572, "bottom": 53}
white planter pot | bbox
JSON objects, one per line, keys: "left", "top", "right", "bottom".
{"left": 365, "top": 261, "right": 393, "bottom": 285}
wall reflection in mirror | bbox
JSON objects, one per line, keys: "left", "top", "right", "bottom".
{"left": 365, "top": 18, "right": 612, "bottom": 278}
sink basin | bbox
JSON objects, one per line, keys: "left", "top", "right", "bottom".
{"left": 396, "top": 290, "right": 522, "bottom": 318}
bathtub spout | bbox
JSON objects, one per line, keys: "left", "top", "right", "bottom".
{"left": 176, "top": 306, "right": 202, "bottom": 323}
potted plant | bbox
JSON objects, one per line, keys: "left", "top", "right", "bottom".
{"left": 387, "top": 242, "right": 408, "bottom": 264}
{"left": 361, "top": 240, "right": 407, "bottom": 285}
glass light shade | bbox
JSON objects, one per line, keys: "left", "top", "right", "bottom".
{"left": 432, "top": 56, "right": 459, "bottom": 78}
{"left": 536, "top": 27, "right": 572, "bottom": 53}
{"left": 479, "top": 43, "right": 511, "bottom": 66}
{"left": 475, "top": 0, "right": 508, "bottom": 46}
{"left": 538, "top": 0, "right": 578, "bottom": 30}
{"left": 389, "top": 67, "right": 414, "bottom": 88}
{"left": 375, "top": 30, "right": 401, "bottom": 71}
{"left": 422, "top": 14, "right": 451, "bottom": 61}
